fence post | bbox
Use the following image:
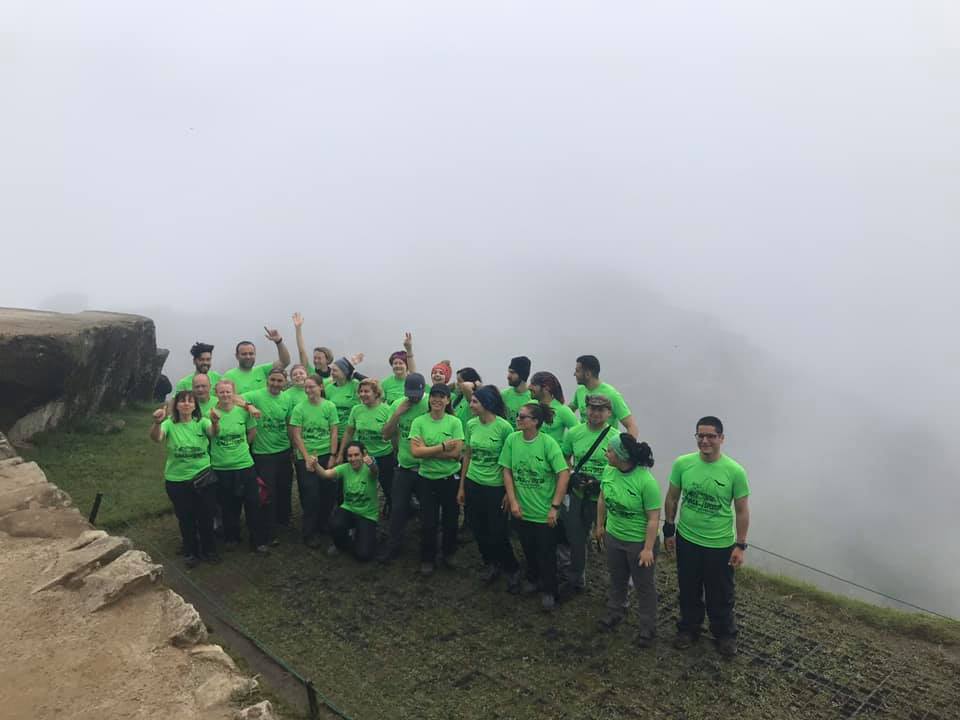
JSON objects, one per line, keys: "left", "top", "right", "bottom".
{"left": 306, "top": 679, "right": 319, "bottom": 719}
{"left": 88, "top": 492, "right": 104, "bottom": 525}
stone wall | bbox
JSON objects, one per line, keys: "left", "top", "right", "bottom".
{"left": 0, "top": 308, "right": 168, "bottom": 442}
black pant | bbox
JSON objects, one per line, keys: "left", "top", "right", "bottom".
{"left": 166, "top": 480, "right": 217, "bottom": 558}
{"left": 417, "top": 474, "right": 459, "bottom": 562}
{"left": 464, "top": 478, "right": 518, "bottom": 572}
{"left": 214, "top": 466, "right": 266, "bottom": 548}
{"left": 374, "top": 453, "right": 396, "bottom": 513}
{"left": 516, "top": 519, "right": 559, "bottom": 596}
{"left": 330, "top": 507, "right": 378, "bottom": 561}
{"left": 676, "top": 532, "right": 738, "bottom": 638}
{"left": 295, "top": 456, "right": 335, "bottom": 542}
{"left": 253, "top": 449, "right": 293, "bottom": 540}
{"left": 386, "top": 466, "right": 419, "bottom": 554}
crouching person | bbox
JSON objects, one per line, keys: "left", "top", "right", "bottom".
{"left": 313, "top": 442, "right": 379, "bottom": 561}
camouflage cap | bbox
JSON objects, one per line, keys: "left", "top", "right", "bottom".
{"left": 585, "top": 394, "right": 612, "bottom": 410}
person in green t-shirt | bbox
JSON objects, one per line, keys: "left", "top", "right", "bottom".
{"left": 381, "top": 333, "right": 418, "bottom": 404}
{"left": 594, "top": 434, "right": 661, "bottom": 646}
{"left": 246, "top": 366, "right": 295, "bottom": 545}
{"left": 500, "top": 402, "right": 570, "bottom": 610}
{"left": 569, "top": 354, "right": 639, "bottom": 437}
{"left": 175, "top": 341, "right": 221, "bottom": 392}
{"left": 409, "top": 383, "right": 464, "bottom": 576}
{"left": 558, "top": 394, "right": 616, "bottom": 593}
{"left": 377, "top": 373, "right": 430, "bottom": 563}
{"left": 456, "top": 385, "right": 519, "bottom": 584}
{"left": 150, "top": 390, "right": 220, "bottom": 567}
{"left": 339, "top": 378, "right": 395, "bottom": 517}
{"left": 326, "top": 354, "right": 366, "bottom": 435}
{"left": 529, "top": 371, "right": 578, "bottom": 446}
{"left": 663, "top": 415, "right": 751, "bottom": 657}
{"left": 282, "top": 363, "right": 309, "bottom": 406}
{"left": 190, "top": 373, "right": 218, "bottom": 416}
{"left": 311, "top": 441, "right": 380, "bottom": 561}
{"left": 451, "top": 367, "right": 481, "bottom": 432}
{"left": 210, "top": 379, "right": 269, "bottom": 554}
{"left": 289, "top": 374, "right": 341, "bottom": 548}
{"left": 223, "top": 328, "right": 291, "bottom": 395}
{"left": 501, "top": 356, "right": 533, "bottom": 428}
{"left": 292, "top": 311, "right": 333, "bottom": 380}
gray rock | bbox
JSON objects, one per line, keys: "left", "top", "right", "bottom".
{"left": 188, "top": 644, "right": 239, "bottom": 671}
{"left": 67, "top": 529, "right": 109, "bottom": 550}
{"left": 235, "top": 700, "right": 277, "bottom": 720}
{"left": 0, "top": 308, "right": 167, "bottom": 442}
{"left": 82, "top": 549, "right": 163, "bottom": 611}
{"left": 0, "top": 431, "right": 15, "bottom": 459}
{"left": 0, "top": 481, "right": 72, "bottom": 519}
{"left": 33, "top": 534, "right": 132, "bottom": 591}
{"left": 0, "top": 506, "right": 91, "bottom": 538}
{"left": 161, "top": 589, "right": 208, "bottom": 647}
{"left": 194, "top": 673, "right": 258, "bottom": 709}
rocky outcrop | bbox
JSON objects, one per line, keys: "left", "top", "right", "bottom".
{"left": 0, "top": 308, "right": 169, "bottom": 442}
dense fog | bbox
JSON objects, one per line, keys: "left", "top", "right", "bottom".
{"left": 3, "top": 2, "right": 958, "bottom": 616}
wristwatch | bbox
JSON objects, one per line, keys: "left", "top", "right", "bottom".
{"left": 735, "top": 542, "right": 748, "bottom": 551}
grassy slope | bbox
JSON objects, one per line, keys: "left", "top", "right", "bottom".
{"left": 22, "top": 407, "right": 960, "bottom": 720}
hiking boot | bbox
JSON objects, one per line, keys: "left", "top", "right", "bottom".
{"left": 184, "top": 555, "right": 201, "bottom": 569}
{"left": 420, "top": 562, "right": 435, "bottom": 577}
{"left": 673, "top": 632, "right": 696, "bottom": 650}
{"left": 597, "top": 611, "right": 624, "bottom": 632}
{"left": 506, "top": 571, "right": 523, "bottom": 594}
{"left": 716, "top": 635, "right": 738, "bottom": 657}
{"left": 479, "top": 565, "right": 501, "bottom": 584}
{"left": 541, "top": 593, "right": 557, "bottom": 612}
{"left": 634, "top": 632, "right": 655, "bottom": 649}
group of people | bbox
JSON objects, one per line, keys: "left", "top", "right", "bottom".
{"left": 151, "top": 314, "right": 751, "bottom": 655}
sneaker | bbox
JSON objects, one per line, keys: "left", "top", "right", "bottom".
{"left": 597, "top": 611, "right": 624, "bottom": 631}
{"left": 254, "top": 545, "right": 271, "bottom": 556}
{"left": 634, "top": 632, "right": 655, "bottom": 649}
{"left": 506, "top": 570, "right": 523, "bottom": 594}
{"left": 420, "top": 562, "right": 435, "bottom": 577}
{"left": 326, "top": 545, "right": 340, "bottom": 557}
{"left": 184, "top": 555, "right": 201, "bottom": 568}
{"left": 541, "top": 593, "right": 556, "bottom": 612}
{"left": 521, "top": 580, "right": 539, "bottom": 596}
{"left": 479, "top": 565, "right": 501, "bottom": 584}
{"left": 716, "top": 636, "right": 738, "bottom": 657}
{"left": 673, "top": 632, "right": 696, "bottom": 650}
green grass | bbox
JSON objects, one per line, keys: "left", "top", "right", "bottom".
{"left": 19, "top": 408, "right": 960, "bottom": 720}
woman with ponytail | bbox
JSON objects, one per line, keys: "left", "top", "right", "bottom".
{"left": 457, "top": 385, "right": 519, "bottom": 584}
{"left": 594, "top": 434, "right": 661, "bottom": 647}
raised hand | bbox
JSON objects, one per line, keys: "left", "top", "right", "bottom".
{"left": 292, "top": 312, "right": 304, "bottom": 328}
{"left": 152, "top": 406, "right": 167, "bottom": 422}
{"left": 209, "top": 407, "right": 220, "bottom": 422}
{"left": 264, "top": 326, "right": 283, "bottom": 343}
{"left": 350, "top": 352, "right": 365, "bottom": 366}
{"left": 363, "top": 454, "right": 375, "bottom": 467}
{"left": 403, "top": 332, "right": 413, "bottom": 352}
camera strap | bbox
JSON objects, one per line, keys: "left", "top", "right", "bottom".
{"left": 573, "top": 425, "right": 612, "bottom": 474}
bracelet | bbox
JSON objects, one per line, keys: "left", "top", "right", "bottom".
{"left": 274, "top": 337, "right": 283, "bottom": 344}
{"left": 662, "top": 522, "right": 676, "bottom": 538}
{"left": 735, "top": 542, "right": 748, "bottom": 551}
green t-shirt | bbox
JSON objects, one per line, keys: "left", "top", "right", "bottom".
{"left": 451, "top": 393, "right": 473, "bottom": 433}
{"left": 498, "top": 431, "right": 567, "bottom": 524}
{"left": 541, "top": 399, "right": 578, "bottom": 446}
{"left": 670, "top": 452, "right": 750, "bottom": 548}
{"left": 289, "top": 399, "right": 340, "bottom": 459}
{"left": 325, "top": 378, "right": 360, "bottom": 434}
{"left": 245, "top": 388, "right": 293, "bottom": 455}
{"left": 388, "top": 396, "right": 430, "bottom": 469}
{"left": 501, "top": 387, "right": 533, "bottom": 428}
{"left": 282, "top": 385, "right": 307, "bottom": 407}
{"left": 160, "top": 418, "right": 212, "bottom": 481}
{"left": 197, "top": 396, "right": 218, "bottom": 416}
{"left": 601, "top": 464, "right": 662, "bottom": 543}
{"left": 464, "top": 415, "right": 513, "bottom": 486}
{"left": 408, "top": 413, "right": 465, "bottom": 480}
{"left": 209, "top": 405, "right": 256, "bottom": 470}
{"left": 336, "top": 462, "right": 380, "bottom": 522}
{"left": 572, "top": 382, "right": 632, "bottom": 428}
{"left": 381, "top": 375, "right": 406, "bottom": 405}
{"left": 175, "top": 370, "right": 222, "bottom": 393}
{"left": 223, "top": 363, "right": 274, "bottom": 395}
{"left": 347, "top": 402, "right": 393, "bottom": 457}
{"left": 562, "top": 423, "right": 615, "bottom": 499}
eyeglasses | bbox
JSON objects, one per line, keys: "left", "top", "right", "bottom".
{"left": 695, "top": 433, "right": 719, "bottom": 440}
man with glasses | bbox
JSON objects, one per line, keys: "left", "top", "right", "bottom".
{"left": 663, "top": 416, "right": 751, "bottom": 657}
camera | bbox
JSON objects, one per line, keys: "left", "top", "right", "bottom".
{"left": 569, "top": 472, "right": 600, "bottom": 498}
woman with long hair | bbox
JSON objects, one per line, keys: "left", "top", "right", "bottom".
{"left": 149, "top": 390, "right": 220, "bottom": 567}
{"left": 289, "top": 374, "right": 340, "bottom": 547}
{"left": 339, "top": 378, "right": 395, "bottom": 516}
{"left": 409, "top": 383, "right": 464, "bottom": 576}
{"left": 452, "top": 367, "right": 481, "bottom": 431}
{"left": 594, "top": 434, "right": 661, "bottom": 647}
{"left": 311, "top": 441, "right": 380, "bottom": 561}
{"left": 457, "top": 385, "right": 519, "bottom": 584}
{"left": 500, "top": 402, "right": 570, "bottom": 611}
{"left": 381, "top": 333, "right": 417, "bottom": 404}
{"left": 529, "top": 371, "right": 578, "bottom": 446}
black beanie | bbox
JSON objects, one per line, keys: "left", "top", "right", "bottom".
{"left": 509, "top": 356, "right": 531, "bottom": 382}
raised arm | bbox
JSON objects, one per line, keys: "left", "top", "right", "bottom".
{"left": 149, "top": 406, "right": 166, "bottom": 442}
{"left": 264, "top": 326, "right": 291, "bottom": 368}
{"left": 403, "top": 332, "right": 417, "bottom": 374}
{"left": 293, "top": 312, "right": 310, "bottom": 367}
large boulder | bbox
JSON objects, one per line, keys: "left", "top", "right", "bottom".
{"left": 0, "top": 308, "right": 169, "bottom": 442}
